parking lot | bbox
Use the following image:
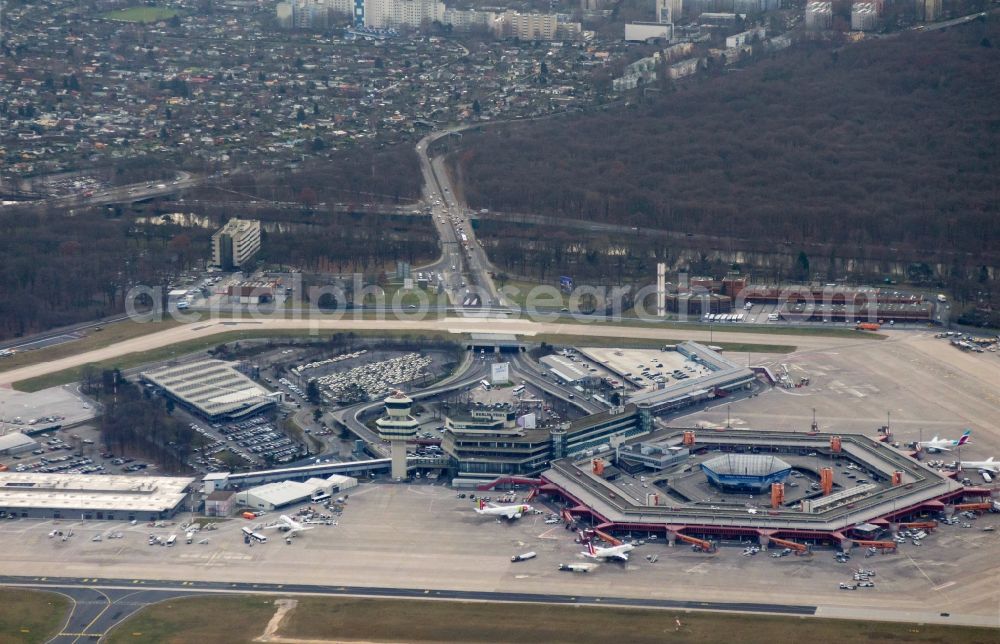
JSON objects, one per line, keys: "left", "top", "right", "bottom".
{"left": 579, "top": 346, "right": 712, "bottom": 393}
{"left": 0, "top": 385, "right": 97, "bottom": 433}
{"left": 2, "top": 423, "right": 158, "bottom": 477}
{"left": 214, "top": 417, "right": 303, "bottom": 467}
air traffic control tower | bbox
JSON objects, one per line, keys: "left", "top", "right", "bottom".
{"left": 375, "top": 391, "right": 420, "bottom": 480}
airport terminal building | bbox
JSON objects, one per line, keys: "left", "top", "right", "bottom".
{"left": 539, "top": 427, "right": 987, "bottom": 550}
{"left": 443, "top": 403, "right": 654, "bottom": 482}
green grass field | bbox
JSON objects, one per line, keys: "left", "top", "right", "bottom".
{"left": 0, "top": 319, "right": 181, "bottom": 374}
{"left": 0, "top": 588, "right": 70, "bottom": 644}
{"left": 102, "top": 6, "right": 180, "bottom": 22}
{"left": 106, "top": 595, "right": 275, "bottom": 643}
{"left": 106, "top": 595, "right": 998, "bottom": 644}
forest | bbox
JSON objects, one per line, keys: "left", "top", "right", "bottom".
{"left": 451, "top": 21, "right": 1000, "bottom": 280}
{"left": 0, "top": 150, "right": 433, "bottom": 341}
{"left": 81, "top": 367, "right": 198, "bottom": 474}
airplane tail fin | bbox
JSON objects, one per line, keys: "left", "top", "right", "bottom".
{"left": 587, "top": 541, "right": 596, "bottom": 556}
{"left": 958, "top": 431, "right": 971, "bottom": 445}
{"left": 478, "top": 498, "right": 486, "bottom": 511}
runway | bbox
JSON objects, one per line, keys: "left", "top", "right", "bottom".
{"left": 0, "top": 315, "right": 872, "bottom": 387}
{"left": 0, "top": 574, "right": 816, "bottom": 642}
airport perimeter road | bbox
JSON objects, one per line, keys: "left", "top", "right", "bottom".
{"left": 0, "top": 317, "right": 876, "bottom": 387}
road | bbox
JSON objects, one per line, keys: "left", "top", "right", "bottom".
{"left": 415, "top": 125, "right": 505, "bottom": 313}
{"left": 331, "top": 356, "right": 489, "bottom": 449}
{"left": 0, "top": 574, "right": 816, "bottom": 641}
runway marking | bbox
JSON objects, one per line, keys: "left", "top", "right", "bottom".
{"left": 685, "top": 562, "right": 709, "bottom": 575}
{"left": 537, "top": 527, "right": 563, "bottom": 539}
{"left": 933, "top": 581, "right": 956, "bottom": 592}
{"left": 905, "top": 554, "right": 937, "bottom": 587}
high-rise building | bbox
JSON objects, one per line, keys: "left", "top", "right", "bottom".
{"left": 656, "top": 0, "right": 683, "bottom": 23}
{"left": 851, "top": 1, "right": 877, "bottom": 30}
{"left": 364, "top": 0, "right": 445, "bottom": 29}
{"left": 212, "top": 218, "right": 261, "bottom": 269}
{"left": 915, "top": 0, "right": 941, "bottom": 21}
{"left": 443, "top": 8, "right": 499, "bottom": 31}
{"left": 805, "top": 1, "right": 833, "bottom": 29}
{"left": 276, "top": 0, "right": 332, "bottom": 28}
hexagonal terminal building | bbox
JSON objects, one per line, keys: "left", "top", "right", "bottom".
{"left": 375, "top": 391, "right": 420, "bottom": 480}
{"left": 700, "top": 454, "right": 792, "bottom": 493}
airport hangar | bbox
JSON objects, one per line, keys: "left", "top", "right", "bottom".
{"left": 0, "top": 472, "right": 195, "bottom": 521}
{"left": 539, "top": 427, "right": 993, "bottom": 551}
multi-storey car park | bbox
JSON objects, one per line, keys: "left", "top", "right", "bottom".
{"left": 538, "top": 427, "right": 993, "bottom": 552}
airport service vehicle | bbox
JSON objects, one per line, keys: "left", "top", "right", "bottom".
{"left": 918, "top": 430, "right": 971, "bottom": 453}
{"left": 166, "top": 534, "right": 177, "bottom": 547}
{"left": 511, "top": 551, "right": 537, "bottom": 562}
{"left": 559, "top": 563, "right": 595, "bottom": 573}
{"left": 855, "top": 322, "right": 881, "bottom": 331}
{"left": 581, "top": 536, "right": 635, "bottom": 562}
{"left": 960, "top": 457, "right": 999, "bottom": 474}
{"left": 241, "top": 526, "right": 268, "bottom": 543}
{"left": 475, "top": 499, "right": 533, "bottom": 520}
{"left": 185, "top": 531, "right": 194, "bottom": 544}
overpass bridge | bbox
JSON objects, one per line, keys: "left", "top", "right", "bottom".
{"left": 208, "top": 455, "right": 450, "bottom": 489}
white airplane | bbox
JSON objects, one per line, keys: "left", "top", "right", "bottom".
{"left": 960, "top": 457, "right": 999, "bottom": 474}
{"left": 475, "top": 498, "right": 533, "bottom": 520}
{"left": 262, "top": 515, "right": 315, "bottom": 537}
{"left": 917, "top": 430, "right": 971, "bottom": 453}
{"left": 581, "top": 536, "right": 635, "bottom": 562}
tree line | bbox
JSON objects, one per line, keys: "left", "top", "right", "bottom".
{"left": 81, "top": 367, "right": 199, "bottom": 474}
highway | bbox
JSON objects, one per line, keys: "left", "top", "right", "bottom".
{"left": 415, "top": 125, "right": 506, "bottom": 313}
{"left": 0, "top": 574, "right": 817, "bottom": 640}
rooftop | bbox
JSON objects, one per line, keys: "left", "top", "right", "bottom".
{"left": 701, "top": 453, "right": 791, "bottom": 476}
{"left": 0, "top": 473, "right": 194, "bottom": 512}
{"left": 0, "top": 432, "right": 36, "bottom": 451}
{"left": 141, "top": 360, "right": 277, "bottom": 420}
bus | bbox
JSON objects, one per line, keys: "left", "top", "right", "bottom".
{"left": 480, "top": 379, "right": 491, "bottom": 390}
{"left": 241, "top": 527, "right": 268, "bottom": 543}
{"left": 512, "top": 385, "right": 526, "bottom": 395}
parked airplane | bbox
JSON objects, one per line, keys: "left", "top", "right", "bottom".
{"left": 475, "top": 499, "right": 532, "bottom": 520}
{"left": 960, "top": 457, "right": 999, "bottom": 474}
{"left": 262, "top": 515, "right": 315, "bottom": 537}
{"left": 918, "top": 430, "right": 971, "bottom": 453}
{"left": 581, "top": 537, "right": 635, "bottom": 562}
